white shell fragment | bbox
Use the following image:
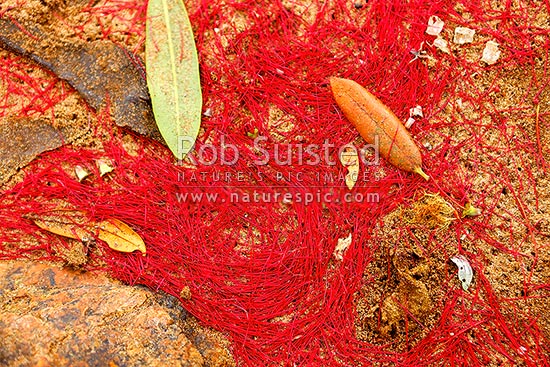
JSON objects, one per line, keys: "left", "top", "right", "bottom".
{"left": 481, "top": 40, "right": 501, "bottom": 65}
{"left": 451, "top": 255, "right": 474, "bottom": 291}
{"left": 410, "top": 105, "right": 424, "bottom": 118}
{"left": 426, "top": 15, "right": 444, "bottom": 36}
{"left": 434, "top": 37, "right": 450, "bottom": 53}
{"left": 74, "top": 165, "right": 90, "bottom": 182}
{"left": 453, "top": 27, "right": 475, "bottom": 44}
{"left": 405, "top": 105, "right": 423, "bottom": 129}
{"left": 333, "top": 233, "right": 352, "bottom": 261}
{"left": 97, "top": 158, "right": 114, "bottom": 176}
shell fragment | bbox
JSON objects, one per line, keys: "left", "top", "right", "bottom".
{"left": 426, "top": 16, "right": 444, "bottom": 36}
{"left": 434, "top": 37, "right": 450, "bottom": 53}
{"left": 481, "top": 40, "right": 501, "bottom": 65}
{"left": 333, "top": 233, "right": 352, "bottom": 261}
{"left": 97, "top": 158, "right": 114, "bottom": 176}
{"left": 410, "top": 105, "right": 423, "bottom": 118}
{"left": 75, "top": 165, "right": 90, "bottom": 182}
{"left": 451, "top": 255, "right": 474, "bottom": 291}
{"left": 453, "top": 27, "right": 475, "bottom": 44}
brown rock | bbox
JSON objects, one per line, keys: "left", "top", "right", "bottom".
{"left": 0, "top": 118, "right": 64, "bottom": 184}
{"left": 0, "top": 17, "right": 162, "bottom": 142}
{"left": 0, "top": 261, "right": 234, "bottom": 367}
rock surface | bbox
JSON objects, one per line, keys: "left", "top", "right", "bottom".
{"left": 0, "top": 261, "right": 234, "bottom": 367}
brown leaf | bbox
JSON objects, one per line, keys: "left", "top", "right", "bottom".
{"left": 30, "top": 210, "right": 90, "bottom": 241}
{"left": 330, "top": 77, "right": 429, "bottom": 180}
{"left": 97, "top": 218, "right": 146, "bottom": 256}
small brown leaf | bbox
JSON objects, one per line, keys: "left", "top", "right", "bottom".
{"left": 339, "top": 146, "right": 359, "bottom": 190}
{"left": 97, "top": 218, "right": 146, "bottom": 256}
{"left": 31, "top": 210, "right": 90, "bottom": 241}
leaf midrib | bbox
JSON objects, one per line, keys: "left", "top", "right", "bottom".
{"left": 161, "top": 0, "right": 180, "bottom": 136}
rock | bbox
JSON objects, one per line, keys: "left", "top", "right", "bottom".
{"left": 0, "top": 261, "right": 234, "bottom": 367}
{"left": 0, "top": 118, "right": 64, "bottom": 185}
{"left": 0, "top": 17, "right": 163, "bottom": 141}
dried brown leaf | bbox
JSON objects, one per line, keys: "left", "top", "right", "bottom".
{"left": 330, "top": 77, "right": 429, "bottom": 180}
{"left": 339, "top": 146, "right": 360, "bottom": 190}
{"left": 97, "top": 218, "right": 146, "bottom": 256}
{"left": 30, "top": 210, "right": 90, "bottom": 241}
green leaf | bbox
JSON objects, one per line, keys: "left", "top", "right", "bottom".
{"left": 146, "top": 0, "right": 202, "bottom": 159}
